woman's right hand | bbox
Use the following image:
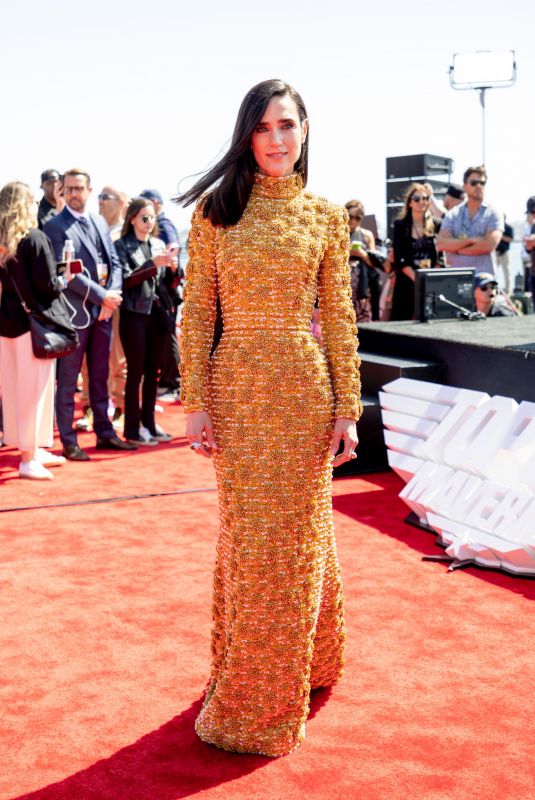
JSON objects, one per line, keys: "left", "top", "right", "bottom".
{"left": 185, "top": 411, "right": 218, "bottom": 457}
{"left": 153, "top": 253, "right": 171, "bottom": 268}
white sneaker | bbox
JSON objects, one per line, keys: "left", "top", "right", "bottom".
{"left": 139, "top": 425, "right": 154, "bottom": 442}
{"left": 19, "top": 460, "right": 54, "bottom": 480}
{"left": 153, "top": 424, "right": 173, "bottom": 442}
{"left": 36, "top": 449, "right": 66, "bottom": 467}
{"left": 75, "top": 409, "right": 93, "bottom": 431}
{"left": 112, "top": 413, "right": 124, "bottom": 432}
{"left": 158, "top": 391, "right": 179, "bottom": 403}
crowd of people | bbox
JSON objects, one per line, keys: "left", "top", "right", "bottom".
{"left": 0, "top": 76, "right": 533, "bottom": 762}
{"left": 345, "top": 165, "right": 530, "bottom": 323}
{"left": 0, "top": 170, "right": 183, "bottom": 479}
{"left": 0, "top": 163, "right": 532, "bottom": 480}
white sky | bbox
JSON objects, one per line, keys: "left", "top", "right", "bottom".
{"left": 2, "top": 0, "right": 532, "bottom": 241}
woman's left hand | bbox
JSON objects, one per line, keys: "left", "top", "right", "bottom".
{"left": 330, "top": 417, "right": 358, "bottom": 467}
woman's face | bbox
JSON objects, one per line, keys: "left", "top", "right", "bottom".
{"left": 132, "top": 204, "right": 156, "bottom": 238}
{"left": 347, "top": 208, "right": 363, "bottom": 233}
{"left": 251, "top": 94, "right": 308, "bottom": 177}
{"left": 409, "top": 190, "right": 429, "bottom": 214}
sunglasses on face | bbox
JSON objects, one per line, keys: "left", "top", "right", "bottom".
{"left": 411, "top": 195, "right": 429, "bottom": 203}
{"left": 349, "top": 214, "right": 363, "bottom": 220}
{"left": 480, "top": 284, "right": 497, "bottom": 291}
{"left": 141, "top": 214, "right": 155, "bottom": 223}
{"left": 98, "top": 193, "right": 119, "bottom": 201}
{"left": 469, "top": 179, "right": 486, "bottom": 186}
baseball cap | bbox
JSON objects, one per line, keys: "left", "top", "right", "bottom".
{"left": 526, "top": 196, "right": 535, "bottom": 214}
{"left": 140, "top": 189, "right": 163, "bottom": 205}
{"left": 474, "top": 272, "right": 498, "bottom": 289}
{"left": 41, "top": 169, "right": 60, "bottom": 183}
{"left": 446, "top": 183, "right": 464, "bottom": 200}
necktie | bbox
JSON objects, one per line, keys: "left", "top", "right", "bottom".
{"left": 78, "top": 216, "right": 99, "bottom": 251}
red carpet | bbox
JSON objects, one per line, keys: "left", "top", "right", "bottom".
{"left": 1, "top": 402, "right": 534, "bottom": 800}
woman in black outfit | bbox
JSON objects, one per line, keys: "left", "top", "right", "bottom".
{"left": 115, "top": 198, "right": 178, "bottom": 446}
{"left": 391, "top": 183, "right": 439, "bottom": 321}
{"left": 0, "top": 181, "right": 73, "bottom": 479}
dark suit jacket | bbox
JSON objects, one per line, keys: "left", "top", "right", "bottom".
{"left": 0, "top": 229, "right": 72, "bottom": 338}
{"left": 115, "top": 233, "right": 176, "bottom": 318}
{"left": 44, "top": 207, "right": 122, "bottom": 327}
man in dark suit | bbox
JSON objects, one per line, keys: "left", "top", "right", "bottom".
{"left": 44, "top": 168, "right": 136, "bottom": 460}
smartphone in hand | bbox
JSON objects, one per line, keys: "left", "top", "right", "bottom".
{"left": 57, "top": 259, "right": 83, "bottom": 276}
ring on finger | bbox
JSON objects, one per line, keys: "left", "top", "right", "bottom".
{"left": 190, "top": 441, "right": 203, "bottom": 451}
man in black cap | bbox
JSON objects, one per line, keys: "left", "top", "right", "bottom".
{"left": 424, "top": 183, "right": 465, "bottom": 220}
{"left": 474, "top": 273, "right": 515, "bottom": 317}
{"left": 523, "top": 197, "right": 535, "bottom": 298}
{"left": 38, "top": 169, "right": 65, "bottom": 229}
{"left": 443, "top": 183, "right": 465, "bottom": 212}
{"left": 139, "top": 189, "right": 179, "bottom": 251}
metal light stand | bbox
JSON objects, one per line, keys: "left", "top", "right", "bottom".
{"left": 449, "top": 50, "right": 517, "bottom": 164}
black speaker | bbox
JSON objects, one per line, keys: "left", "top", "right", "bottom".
{"left": 386, "top": 205, "right": 402, "bottom": 236}
{"left": 386, "top": 154, "right": 453, "bottom": 180}
{"left": 361, "top": 213, "right": 378, "bottom": 240}
{"left": 386, "top": 178, "right": 449, "bottom": 205}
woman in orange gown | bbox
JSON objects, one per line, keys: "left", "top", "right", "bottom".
{"left": 179, "top": 79, "right": 362, "bottom": 757}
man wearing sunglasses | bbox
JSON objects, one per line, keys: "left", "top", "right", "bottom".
{"left": 474, "top": 273, "right": 514, "bottom": 317}
{"left": 44, "top": 169, "right": 135, "bottom": 460}
{"left": 98, "top": 186, "right": 129, "bottom": 242}
{"left": 437, "top": 165, "right": 503, "bottom": 276}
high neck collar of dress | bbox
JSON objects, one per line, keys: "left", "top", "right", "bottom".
{"left": 252, "top": 172, "right": 303, "bottom": 199}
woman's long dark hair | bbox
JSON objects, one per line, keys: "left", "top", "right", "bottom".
{"left": 175, "top": 79, "right": 309, "bottom": 227}
{"left": 121, "top": 197, "right": 159, "bottom": 239}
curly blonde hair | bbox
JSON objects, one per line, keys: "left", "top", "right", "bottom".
{"left": 0, "top": 182, "right": 37, "bottom": 267}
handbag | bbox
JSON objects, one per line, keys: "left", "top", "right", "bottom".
{"left": 26, "top": 311, "right": 79, "bottom": 359}
{"left": 10, "top": 275, "right": 79, "bottom": 360}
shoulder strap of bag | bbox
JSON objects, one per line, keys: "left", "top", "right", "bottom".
{"left": 6, "top": 269, "right": 32, "bottom": 315}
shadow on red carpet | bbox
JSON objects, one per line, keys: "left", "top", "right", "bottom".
{"left": 9, "top": 690, "right": 333, "bottom": 800}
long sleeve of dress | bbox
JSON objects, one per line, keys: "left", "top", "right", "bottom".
{"left": 317, "top": 205, "right": 362, "bottom": 420}
{"left": 180, "top": 204, "right": 218, "bottom": 412}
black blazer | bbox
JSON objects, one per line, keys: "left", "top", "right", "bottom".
{"left": 392, "top": 216, "right": 438, "bottom": 271}
{"left": 115, "top": 233, "right": 176, "bottom": 316}
{"left": 0, "top": 229, "right": 72, "bottom": 338}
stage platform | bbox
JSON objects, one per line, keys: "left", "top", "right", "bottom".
{"left": 337, "top": 316, "right": 535, "bottom": 476}
{"left": 357, "top": 316, "right": 535, "bottom": 402}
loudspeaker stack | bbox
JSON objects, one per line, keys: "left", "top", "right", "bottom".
{"left": 386, "top": 154, "right": 453, "bottom": 236}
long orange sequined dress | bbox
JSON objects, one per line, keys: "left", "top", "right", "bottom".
{"left": 180, "top": 172, "right": 362, "bottom": 757}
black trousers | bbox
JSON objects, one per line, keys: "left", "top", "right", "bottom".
{"left": 158, "top": 328, "right": 180, "bottom": 391}
{"left": 119, "top": 308, "right": 165, "bottom": 440}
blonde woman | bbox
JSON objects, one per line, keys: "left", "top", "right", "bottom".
{"left": 391, "top": 182, "right": 439, "bottom": 320}
{"left": 0, "top": 182, "right": 70, "bottom": 479}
